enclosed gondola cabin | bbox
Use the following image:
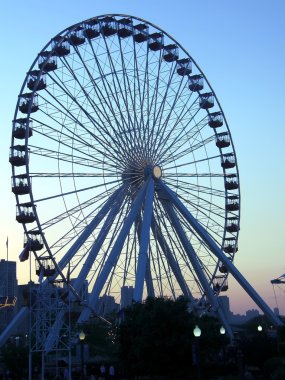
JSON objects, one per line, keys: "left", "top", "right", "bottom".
{"left": 25, "top": 231, "right": 43, "bottom": 251}
{"left": 36, "top": 257, "right": 55, "bottom": 277}
{"left": 84, "top": 19, "right": 100, "bottom": 39}
{"left": 163, "top": 44, "right": 179, "bottom": 62}
{"left": 52, "top": 36, "right": 70, "bottom": 57}
{"left": 219, "top": 262, "right": 228, "bottom": 274}
{"left": 38, "top": 51, "right": 57, "bottom": 72}
{"left": 19, "top": 93, "right": 39, "bottom": 114}
{"left": 9, "top": 145, "right": 27, "bottom": 167}
{"left": 69, "top": 26, "right": 86, "bottom": 46}
{"left": 117, "top": 18, "right": 133, "bottom": 38}
{"left": 16, "top": 202, "right": 36, "bottom": 224}
{"left": 133, "top": 23, "right": 149, "bottom": 43}
{"left": 199, "top": 92, "right": 214, "bottom": 109}
{"left": 223, "top": 237, "right": 238, "bottom": 254}
{"left": 148, "top": 32, "right": 163, "bottom": 51}
{"left": 221, "top": 153, "right": 236, "bottom": 169}
{"left": 100, "top": 16, "right": 117, "bottom": 37}
{"left": 213, "top": 276, "right": 228, "bottom": 292}
{"left": 225, "top": 174, "right": 239, "bottom": 190}
{"left": 27, "top": 70, "right": 46, "bottom": 91}
{"left": 12, "top": 174, "right": 29, "bottom": 195}
{"left": 188, "top": 74, "right": 204, "bottom": 92}
{"left": 226, "top": 195, "right": 239, "bottom": 211}
{"left": 216, "top": 132, "right": 231, "bottom": 148}
{"left": 208, "top": 111, "right": 223, "bottom": 128}
{"left": 12, "top": 118, "right": 33, "bottom": 139}
{"left": 226, "top": 217, "right": 240, "bottom": 233}
{"left": 176, "top": 58, "right": 192, "bottom": 76}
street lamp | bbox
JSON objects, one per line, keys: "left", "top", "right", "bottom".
{"left": 79, "top": 330, "right": 86, "bottom": 380}
{"left": 257, "top": 325, "right": 263, "bottom": 332}
{"left": 220, "top": 326, "right": 226, "bottom": 335}
{"left": 193, "top": 325, "right": 201, "bottom": 380}
{"left": 193, "top": 325, "right": 201, "bottom": 337}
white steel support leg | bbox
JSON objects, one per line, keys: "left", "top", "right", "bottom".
{"left": 47, "top": 185, "right": 126, "bottom": 284}
{"left": 161, "top": 198, "right": 234, "bottom": 339}
{"left": 160, "top": 180, "right": 283, "bottom": 327}
{"left": 78, "top": 180, "right": 148, "bottom": 323}
{"left": 134, "top": 178, "right": 154, "bottom": 302}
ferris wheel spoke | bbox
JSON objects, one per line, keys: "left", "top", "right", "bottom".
{"left": 154, "top": 101, "right": 202, "bottom": 163}
{"left": 30, "top": 172, "right": 117, "bottom": 178}
{"left": 100, "top": 36, "right": 138, "bottom": 151}
{"left": 131, "top": 41, "right": 147, "bottom": 149}
{"left": 145, "top": 49, "right": 165, "bottom": 151}
{"left": 117, "top": 38, "right": 142, "bottom": 144}
{"left": 159, "top": 179, "right": 227, "bottom": 249}
{"left": 57, "top": 50, "right": 132, "bottom": 159}
{"left": 165, "top": 154, "right": 221, "bottom": 171}
{"left": 38, "top": 88, "right": 124, "bottom": 165}
{"left": 149, "top": 67, "right": 189, "bottom": 157}
{"left": 160, "top": 131, "right": 215, "bottom": 167}
{"left": 29, "top": 144, "right": 116, "bottom": 170}
{"left": 165, "top": 172, "right": 225, "bottom": 178}
{"left": 30, "top": 113, "right": 113, "bottom": 166}
{"left": 178, "top": 216, "right": 220, "bottom": 270}
{"left": 86, "top": 41, "right": 136, "bottom": 152}
{"left": 138, "top": 41, "right": 152, "bottom": 157}
{"left": 171, "top": 195, "right": 225, "bottom": 239}
{"left": 39, "top": 184, "right": 118, "bottom": 232}
{"left": 78, "top": 179, "right": 149, "bottom": 322}
{"left": 158, "top": 179, "right": 225, "bottom": 245}
{"left": 31, "top": 124, "right": 114, "bottom": 167}
{"left": 33, "top": 178, "right": 120, "bottom": 203}
{"left": 168, "top": 177, "right": 225, "bottom": 198}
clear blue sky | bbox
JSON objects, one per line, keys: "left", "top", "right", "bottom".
{"left": 0, "top": 0, "right": 284, "bottom": 315}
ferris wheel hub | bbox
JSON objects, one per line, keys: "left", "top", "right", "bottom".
{"left": 143, "top": 164, "right": 162, "bottom": 180}
{"left": 153, "top": 165, "right": 162, "bottom": 179}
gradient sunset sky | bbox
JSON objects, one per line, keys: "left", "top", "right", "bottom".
{"left": 0, "top": 0, "right": 284, "bottom": 315}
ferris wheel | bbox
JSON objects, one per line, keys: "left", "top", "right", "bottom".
{"left": 9, "top": 14, "right": 281, "bottom": 345}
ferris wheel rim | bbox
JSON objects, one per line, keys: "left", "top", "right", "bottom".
{"left": 10, "top": 14, "right": 240, "bottom": 307}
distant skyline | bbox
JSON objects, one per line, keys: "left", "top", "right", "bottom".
{"left": 0, "top": 0, "right": 284, "bottom": 316}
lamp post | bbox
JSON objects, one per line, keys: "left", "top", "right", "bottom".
{"left": 193, "top": 325, "right": 201, "bottom": 380}
{"left": 79, "top": 330, "right": 86, "bottom": 380}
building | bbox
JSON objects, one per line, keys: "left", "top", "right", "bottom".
{"left": 0, "top": 259, "right": 18, "bottom": 332}
{"left": 96, "top": 295, "right": 119, "bottom": 316}
{"left": 121, "top": 286, "right": 134, "bottom": 309}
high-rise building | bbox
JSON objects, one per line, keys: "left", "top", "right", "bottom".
{"left": 0, "top": 259, "right": 18, "bottom": 332}
{"left": 121, "top": 286, "right": 134, "bottom": 309}
{"left": 96, "top": 295, "right": 119, "bottom": 316}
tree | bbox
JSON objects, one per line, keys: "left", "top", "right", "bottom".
{"left": 1, "top": 339, "right": 29, "bottom": 379}
{"left": 118, "top": 297, "right": 196, "bottom": 378}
